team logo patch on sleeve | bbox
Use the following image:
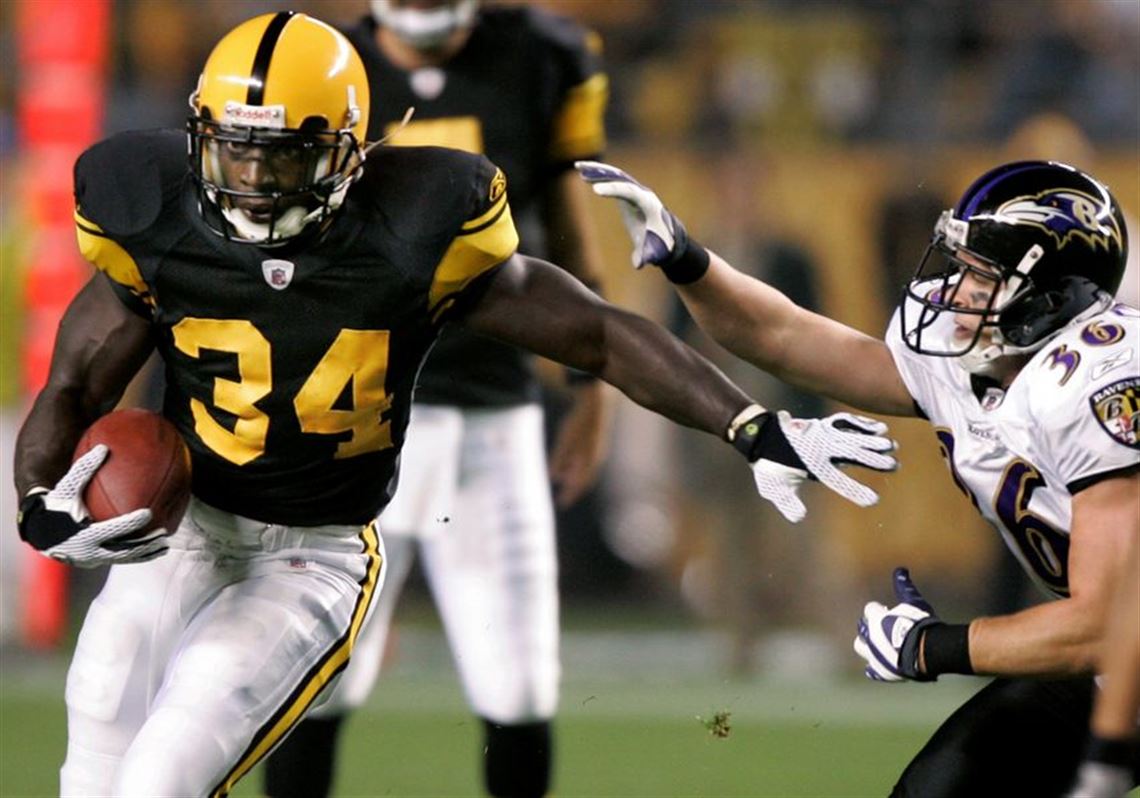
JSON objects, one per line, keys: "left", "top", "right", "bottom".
{"left": 1090, "top": 377, "right": 1140, "bottom": 448}
{"left": 489, "top": 169, "right": 506, "bottom": 203}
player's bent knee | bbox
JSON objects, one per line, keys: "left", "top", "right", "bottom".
{"left": 482, "top": 719, "right": 552, "bottom": 798}
{"left": 65, "top": 600, "right": 146, "bottom": 726}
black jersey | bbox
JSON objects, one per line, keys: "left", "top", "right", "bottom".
{"left": 344, "top": 6, "right": 607, "bottom": 407}
{"left": 73, "top": 129, "right": 519, "bottom": 526}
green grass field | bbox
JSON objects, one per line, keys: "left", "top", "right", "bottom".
{"left": 1, "top": 627, "right": 989, "bottom": 798}
{"left": 9, "top": 623, "right": 1134, "bottom": 797}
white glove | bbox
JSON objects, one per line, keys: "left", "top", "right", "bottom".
{"left": 734, "top": 409, "right": 897, "bottom": 523}
{"left": 17, "top": 445, "right": 169, "bottom": 567}
{"left": 575, "top": 160, "right": 683, "bottom": 269}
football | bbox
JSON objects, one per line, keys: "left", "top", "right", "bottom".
{"left": 73, "top": 409, "right": 192, "bottom": 532}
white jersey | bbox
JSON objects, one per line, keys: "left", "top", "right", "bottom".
{"left": 886, "top": 298, "right": 1140, "bottom": 597}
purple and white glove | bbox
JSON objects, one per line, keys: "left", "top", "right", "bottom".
{"left": 575, "top": 160, "right": 710, "bottom": 283}
{"left": 854, "top": 568, "right": 941, "bottom": 682}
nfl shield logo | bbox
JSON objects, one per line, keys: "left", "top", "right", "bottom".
{"left": 261, "top": 259, "right": 294, "bottom": 290}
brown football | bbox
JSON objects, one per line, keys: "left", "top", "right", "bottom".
{"left": 73, "top": 409, "right": 192, "bottom": 532}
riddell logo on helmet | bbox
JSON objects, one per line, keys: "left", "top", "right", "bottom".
{"left": 223, "top": 102, "right": 287, "bottom": 129}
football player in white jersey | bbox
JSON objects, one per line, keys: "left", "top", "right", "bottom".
{"left": 578, "top": 159, "right": 1139, "bottom": 795}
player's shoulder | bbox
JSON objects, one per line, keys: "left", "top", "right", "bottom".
{"left": 478, "top": 5, "right": 599, "bottom": 61}
{"left": 74, "top": 129, "right": 186, "bottom": 237}
{"left": 1019, "top": 304, "right": 1140, "bottom": 440}
{"left": 355, "top": 145, "right": 503, "bottom": 234}
{"left": 1023, "top": 304, "right": 1139, "bottom": 389}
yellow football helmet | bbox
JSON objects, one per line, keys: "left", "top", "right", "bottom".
{"left": 188, "top": 12, "right": 370, "bottom": 246}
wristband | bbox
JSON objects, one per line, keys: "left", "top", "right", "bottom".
{"left": 660, "top": 235, "right": 710, "bottom": 285}
{"left": 16, "top": 488, "right": 48, "bottom": 529}
{"left": 725, "top": 403, "right": 766, "bottom": 443}
{"left": 920, "top": 623, "right": 974, "bottom": 678}
{"left": 1084, "top": 734, "right": 1138, "bottom": 766}
{"left": 16, "top": 491, "right": 49, "bottom": 546}
{"left": 727, "top": 409, "right": 801, "bottom": 471}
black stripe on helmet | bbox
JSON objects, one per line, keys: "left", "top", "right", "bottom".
{"left": 247, "top": 11, "right": 295, "bottom": 106}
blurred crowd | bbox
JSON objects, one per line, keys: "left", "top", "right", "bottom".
{"left": 3, "top": 0, "right": 1137, "bottom": 149}
{"left": 1, "top": 0, "right": 1137, "bottom": 672}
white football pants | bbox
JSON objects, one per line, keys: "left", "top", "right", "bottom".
{"left": 313, "top": 403, "right": 559, "bottom": 724}
{"left": 59, "top": 498, "right": 385, "bottom": 798}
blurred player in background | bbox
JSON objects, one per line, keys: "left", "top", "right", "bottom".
{"left": 12, "top": 11, "right": 898, "bottom": 798}
{"left": 578, "top": 159, "right": 1139, "bottom": 796}
{"left": 263, "top": 2, "right": 612, "bottom": 796}
{"left": 1069, "top": 537, "right": 1140, "bottom": 798}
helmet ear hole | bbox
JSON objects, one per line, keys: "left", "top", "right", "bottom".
{"left": 299, "top": 116, "right": 330, "bottom": 133}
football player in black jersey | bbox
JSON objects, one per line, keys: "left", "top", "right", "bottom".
{"left": 12, "top": 13, "right": 897, "bottom": 797}
{"left": 263, "top": 3, "right": 612, "bottom": 796}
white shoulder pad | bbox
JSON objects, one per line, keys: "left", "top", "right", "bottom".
{"left": 1021, "top": 304, "right": 1140, "bottom": 489}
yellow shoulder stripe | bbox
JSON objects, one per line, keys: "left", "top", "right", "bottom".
{"left": 74, "top": 209, "right": 154, "bottom": 309}
{"left": 549, "top": 72, "right": 609, "bottom": 162}
{"left": 429, "top": 201, "right": 519, "bottom": 320}
{"left": 461, "top": 189, "right": 508, "bottom": 233}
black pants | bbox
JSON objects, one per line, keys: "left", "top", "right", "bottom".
{"left": 893, "top": 676, "right": 1139, "bottom": 797}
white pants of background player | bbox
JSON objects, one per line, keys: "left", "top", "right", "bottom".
{"left": 59, "top": 499, "right": 385, "bottom": 798}
{"left": 312, "top": 403, "right": 560, "bottom": 725}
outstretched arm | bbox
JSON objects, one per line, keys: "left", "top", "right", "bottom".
{"left": 540, "top": 169, "right": 614, "bottom": 508}
{"left": 678, "top": 253, "right": 914, "bottom": 416}
{"left": 460, "top": 254, "right": 898, "bottom": 522}
{"left": 463, "top": 253, "right": 748, "bottom": 435}
{"left": 576, "top": 161, "right": 915, "bottom": 417}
